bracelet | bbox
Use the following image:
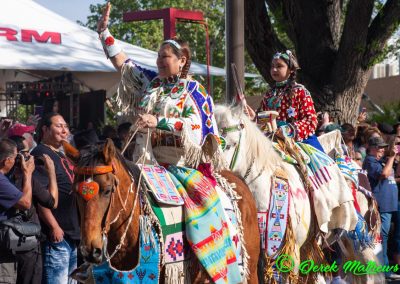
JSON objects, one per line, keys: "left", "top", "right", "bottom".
{"left": 99, "top": 28, "right": 122, "bottom": 58}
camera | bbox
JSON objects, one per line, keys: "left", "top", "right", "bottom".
{"left": 15, "top": 153, "right": 30, "bottom": 167}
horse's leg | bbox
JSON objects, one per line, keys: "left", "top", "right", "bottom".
{"left": 220, "top": 170, "right": 260, "bottom": 284}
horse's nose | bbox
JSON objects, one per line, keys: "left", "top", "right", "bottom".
{"left": 92, "top": 247, "right": 102, "bottom": 259}
{"left": 80, "top": 245, "right": 90, "bottom": 257}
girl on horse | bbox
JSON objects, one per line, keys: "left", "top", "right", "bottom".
{"left": 249, "top": 50, "right": 324, "bottom": 152}
{"left": 247, "top": 51, "right": 357, "bottom": 234}
{"left": 97, "top": 3, "right": 243, "bottom": 283}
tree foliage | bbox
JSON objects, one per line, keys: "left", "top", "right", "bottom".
{"left": 245, "top": 0, "right": 400, "bottom": 124}
{"left": 83, "top": 0, "right": 266, "bottom": 102}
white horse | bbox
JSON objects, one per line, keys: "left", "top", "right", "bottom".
{"left": 215, "top": 104, "right": 318, "bottom": 282}
{"left": 215, "top": 106, "right": 382, "bottom": 284}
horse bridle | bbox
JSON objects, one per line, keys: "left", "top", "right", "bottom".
{"left": 220, "top": 122, "right": 261, "bottom": 181}
{"left": 74, "top": 163, "right": 138, "bottom": 261}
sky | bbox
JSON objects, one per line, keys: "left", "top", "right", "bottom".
{"left": 33, "top": 0, "right": 104, "bottom": 24}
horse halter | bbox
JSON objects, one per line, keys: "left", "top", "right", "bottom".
{"left": 219, "top": 123, "right": 244, "bottom": 150}
{"left": 74, "top": 165, "right": 115, "bottom": 201}
{"left": 219, "top": 122, "right": 245, "bottom": 170}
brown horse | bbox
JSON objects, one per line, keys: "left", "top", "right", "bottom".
{"left": 63, "top": 139, "right": 260, "bottom": 283}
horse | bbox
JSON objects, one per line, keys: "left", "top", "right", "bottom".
{"left": 214, "top": 104, "right": 319, "bottom": 282}
{"left": 214, "top": 105, "right": 382, "bottom": 283}
{"left": 62, "top": 139, "right": 260, "bottom": 283}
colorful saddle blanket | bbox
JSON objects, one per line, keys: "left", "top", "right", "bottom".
{"left": 91, "top": 216, "right": 160, "bottom": 284}
{"left": 139, "top": 164, "right": 184, "bottom": 205}
{"left": 166, "top": 166, "right": 243, "bottom": 284}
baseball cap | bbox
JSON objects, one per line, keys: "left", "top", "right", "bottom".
{"left": 8, "top": 123, "right": 36, "bottom": 137}
{"left": 368, "top": 136, "right": 388, "bottom": 148}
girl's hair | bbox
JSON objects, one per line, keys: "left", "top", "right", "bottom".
{"left": 272, "top": 50, "right": 300, "bottom": 83}
{"left": 161, "top": 38, "right": 191, "bottom": 79}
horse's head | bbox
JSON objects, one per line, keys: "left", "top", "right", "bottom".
{"left": 63, "top": 139, "right": 126, "bottom": 264}
{"left": 214, "top": 104, "right": 246, "bottom": 169}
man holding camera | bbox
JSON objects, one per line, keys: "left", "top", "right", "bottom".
{"left": 363, "top": 136, "right": 400, "bottom": 280}
{"left": 0, "top": 138, "right": 34, "bottom": 283}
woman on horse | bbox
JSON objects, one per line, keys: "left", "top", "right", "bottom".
{"left": 97, "top": 3, "right": 242, "bottom": 283}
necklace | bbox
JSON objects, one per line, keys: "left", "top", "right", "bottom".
{"left": 266, "top": 83, "right": 290, "bottom": 110}
{"left": 42, "top": 143, "right": 75, "bottom": 184}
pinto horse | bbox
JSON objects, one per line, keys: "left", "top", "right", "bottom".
{"left": 63, "top": 139, "right": 260, "bottom": 283}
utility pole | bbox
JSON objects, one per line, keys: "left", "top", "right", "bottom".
{"left": 225, "top": 0, "right": 244, "bottom": 103}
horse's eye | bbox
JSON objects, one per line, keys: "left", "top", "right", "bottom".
{"left": 103, "top": 186, "right": 112, "bottom": 196}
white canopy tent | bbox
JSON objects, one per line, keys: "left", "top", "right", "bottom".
{"left": 0, "top": 0, "right": 254, "bottom": 116}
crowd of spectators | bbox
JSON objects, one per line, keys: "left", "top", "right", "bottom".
{"left": 317, "top": 111, "right": 400, "bottom": 277}
{"left": 0, "top": 112, "right": 134, "bottom": 284}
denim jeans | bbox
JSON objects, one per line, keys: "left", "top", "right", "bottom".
{"left": 42, "top": 238, "right": 77, "bottom": 284}
{"left": 380, "top": 212, "right": 392, "bottom": 273}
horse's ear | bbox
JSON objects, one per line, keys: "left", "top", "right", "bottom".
{"left": 103, "top": 138, "right": 116, "bottom": 165}
{"left": 62, "top": 140, "right": 80, "bottom": 165}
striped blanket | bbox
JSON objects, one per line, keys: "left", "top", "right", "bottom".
{"left": 297, "top": 143, "right": 357, "bottom": 232}
{"left": 166, "top": 165, "right": 242, "bottom": 284}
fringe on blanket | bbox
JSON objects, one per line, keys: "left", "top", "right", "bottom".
{"left": 298, "top": 209, "right": 330, "bottom": 284}
{"left": 214, "top": 173, "right": 250, "bottom": 282}
{"left": 164, "top": 261, "right": 193, "bottom": 284}
{"left": 263, "top": 215, "right": 298, "bottom": 284}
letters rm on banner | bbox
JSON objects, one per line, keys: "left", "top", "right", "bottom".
{"left": 0, "top": 27, "right": 61, "bottom": 44}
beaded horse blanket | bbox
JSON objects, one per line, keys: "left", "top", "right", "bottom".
{"left": 272, "top": 140, "right": 357, "bottom": 233}
{"left": 139, "top": 165, "right": 246, "bottom": 284}
{"left": 166, "top": 165, "right": 243, "bottom": 284}
{"left": 91, "top": 216, "right": 161, "bottom": 284}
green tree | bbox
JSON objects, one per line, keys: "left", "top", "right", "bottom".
{"left": 83, "top": 0, "right": 266, "bottom": 102}
{"left": 245, "top": 0, "right": 400, "bottom": 124}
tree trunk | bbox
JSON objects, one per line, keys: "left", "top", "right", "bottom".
{"left": 306, "top": 68, "right": 372, "bottom": 125}
{"left": 244, "top": 0, "right": 400, "bottom": 124}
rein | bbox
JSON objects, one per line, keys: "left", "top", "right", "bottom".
{"left": 220, "top": 123, "right": 244, "bottom": 170}
{"left": 220, "top": 122, "right": 264, "bottom": 183}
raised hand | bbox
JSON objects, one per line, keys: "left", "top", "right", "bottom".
{"left": 97, "top": 2, "right": 111, "bottom": 33}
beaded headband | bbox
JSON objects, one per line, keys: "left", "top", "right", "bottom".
{"left": 273, "top": 50, "right": 292, "bottom": 61}
{"left": 163, "top": 39, "right": 182, "bottom": 50}
{"left": 272, "top": 50, "right": 300, "bottom": 70}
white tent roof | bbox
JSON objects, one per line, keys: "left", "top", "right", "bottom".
{"left": 0, "top": 0, "right": 229, "bottom": 76}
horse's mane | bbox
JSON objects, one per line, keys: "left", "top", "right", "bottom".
{"left": 215, "top": 104, "right": 285, "bottom": 174}
{"left": 77, "top": 143, "right": 141, "bottom": 182}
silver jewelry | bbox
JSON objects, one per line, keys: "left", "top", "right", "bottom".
{"left": 163, "top": 39, "right": 181, "bottom": 50}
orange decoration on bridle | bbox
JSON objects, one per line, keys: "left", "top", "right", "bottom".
{"left": 74, "top": 165, "right": 114, "bottom": 201}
